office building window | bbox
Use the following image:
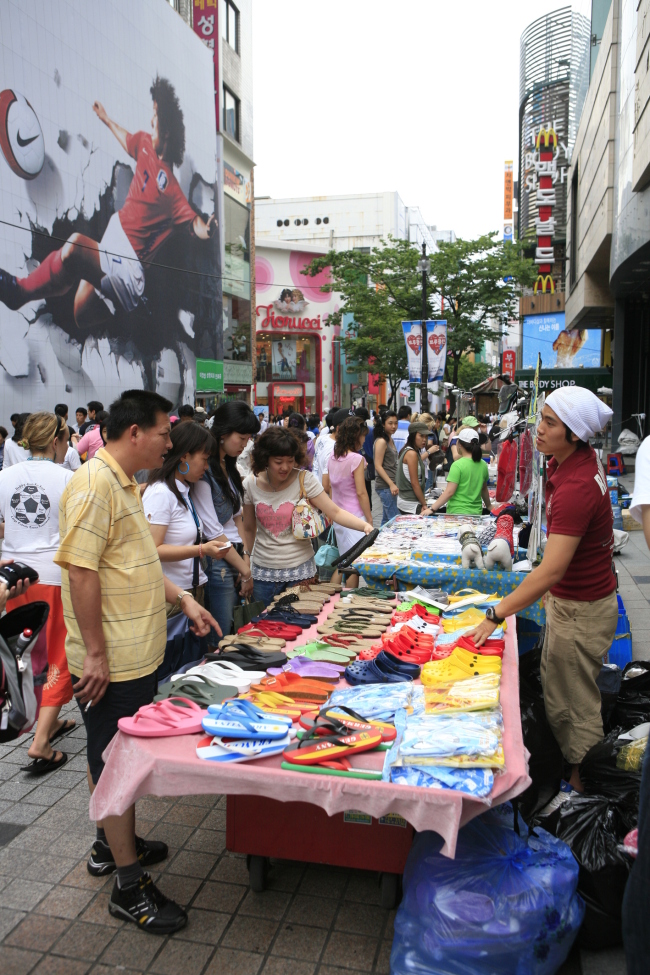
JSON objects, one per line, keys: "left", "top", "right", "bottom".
{"left": 222, "top": 0, "right": 239, "bottom": 52}
{"left": 223, "top": 86, "right": 240, "bottom": 142}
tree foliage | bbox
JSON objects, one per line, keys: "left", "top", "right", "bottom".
{"left": 456, "top": 356, "right": 492, "bottom": 391}
{"left": 302, "top": 234, "right": 536, "bottom": 399}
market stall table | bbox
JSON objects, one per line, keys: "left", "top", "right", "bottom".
{"left": 90, "top": 592, "right": 530, "bottom": 902}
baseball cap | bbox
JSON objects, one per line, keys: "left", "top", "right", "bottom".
{"left": 408, "top": 421, "right": 429, "bottom": 436}
{"left": 458, "top": 427, "right": 479, "bottom": 444}
{"left": 331, "top": 408, "right": 352, "bottom": 428}
{"left": 462, "top": 416, "right": 478, "bottom": 428}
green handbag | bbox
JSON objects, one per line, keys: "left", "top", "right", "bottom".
{"left": 314, "top": 527, "right": 339, "bottom": 569}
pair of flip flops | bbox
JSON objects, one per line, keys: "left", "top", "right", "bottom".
{"left": 172, "top": 661, "right": 266, "bottom": 693}
{"left": 298, "top": 705, "right": 396, "bottom": 743}
{"left": 202, "top": 700, "right": 293, "bottom": 740}
{"left": 118, "top": 697, "right": 207, "bottom": 737}
{"left": 287, "top": 642, "right": 356, "bottom": 664}
{"left": 266, "top": 657, "right": 344, "bottom": 681}
{"left": 156, "top": 675, "right": 238, "bottom": 708}
{"left": 206, "top": 645, "right": 287, "bottom": 670}
{"left": 250, "top": 672, "right": 331, "bottom": 704}
{"left": 283, "top": 727, "right": 383, "bottom": 768}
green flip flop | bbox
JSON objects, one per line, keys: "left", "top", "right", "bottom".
{"left": 155, "top": 676, "right": 238, "bottom": 708}
{"left": 287, "top": 642, "right": 356, "bottom": 664}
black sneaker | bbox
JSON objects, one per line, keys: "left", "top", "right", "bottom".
{"left": 108, "top": 873, "right": 187, "bottom": 934}
{"left": 87, "top": 835, "right": 169, "bottom": 877}
{"left": 0, "top": 268, "right": 23, "bottom": 310}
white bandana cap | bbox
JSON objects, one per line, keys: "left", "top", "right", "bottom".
{"left": 545, "top": 386, "right": 613, "bottom": 442}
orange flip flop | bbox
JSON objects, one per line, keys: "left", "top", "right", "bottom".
{"left": 283, "top": 729, "right": 383, "bottom": 765}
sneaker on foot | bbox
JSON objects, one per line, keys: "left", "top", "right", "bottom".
{"left": 0, "top": 269, "right": 23, "bottom": 311}
{"left": 87, "top": 835, "right": 169, "bottom": 877}
{"left": 108, "top": 873, "right": 187, "bottom": 934}
{"left": 537, "top": 781, "right": 578, "bottom": 819}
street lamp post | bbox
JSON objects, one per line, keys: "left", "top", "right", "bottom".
{"left": 417, "top": 242, "right": 430, "bottom": 414}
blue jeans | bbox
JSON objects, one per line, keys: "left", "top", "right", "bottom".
{"left": 205, "top": 556, "right": 239, "bottom": 646}
{"left": 376, "top": 487, "right": 399, "bottom": 525}
{"left": 253, "top": 578, "right": 295, "bottom": 608}
{"left": 623, "top": 743, "right": 650, "bottom": 972}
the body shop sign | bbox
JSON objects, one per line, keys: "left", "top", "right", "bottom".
{"left": 196, "top": 358, "right": 224, "bottom": 392}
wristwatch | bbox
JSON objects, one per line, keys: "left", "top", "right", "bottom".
{"left": 485, "top": 606, "right": 505, "bottom": 625}
{"left": 175, "top": 590, "right": 192, "bottom": 611}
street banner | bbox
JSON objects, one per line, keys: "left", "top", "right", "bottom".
{"left": 426, "top": 320, "right": 447, "bottom": 381}
{"left": 402, "top": 322, "right": 422, "bottom": 383}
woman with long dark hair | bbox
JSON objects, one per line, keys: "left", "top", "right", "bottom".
{"left": 191, "top": 401, "right": 259, "bottom": 642}
{"left": 242, "top": 426, "right": 373, "bottom": 606}
{"left": 396, "top": 422, "right": 432, "bottom": 515}
{"left": 429, "top": 427, "right": 491, "bottom": 514}
{"left": 373, "top": 410, "right": 399, "bottom": 524}
{"left": 143, "top": 424, "right": 241, "bottom": 610}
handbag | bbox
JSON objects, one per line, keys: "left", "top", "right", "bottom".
{"left": 292, "top": 470, "right": 331, "bottom": 539}
{"left": 314, "top": 526, "right": 339, "bottom": 568}
{"left": 233, "top": 598, "right": 266, "bottom": 633}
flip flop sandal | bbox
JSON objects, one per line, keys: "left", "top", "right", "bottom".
{"left": 330, "top": 610, "right": 389, "bottom": 625}
{"left": 21, "top": 752, "right": 68, "bottom": 775}
{"left": 251, "top": 673, "right": 330, "bottom": 703}
{"left": 203, "top": 704, "right": 290, "bottom": 740}
{"left": 321, "top": 705, "right": 396, "bottom": 739}
{"left": 320, "top": 635, "right": 373, "bottom": 651}
{"left": 209, "top": 698, "right": 294, "bottom": 726}
{"left": 247, "top": 691, "right": 317, "bottom": 715}
{"left": 318, "top": 623, "right": 384, "bottom": 638}
{"left": 289, "top": 644, "right": 356, "bottom": 664}
{"left": 283, "top": 729, "right": 383, "bottom": 765}
{"left": 266, "top": 659, "right": 342, "bottom": 681}
{"left": 221, "top": 632, "right": 285, "bottom": 645}
{"left": 48, "top": 719, "right": 76, "bottom": 744}
{"left": 352, "top": 587, "right": 396, "bottom": 600}
{"left": 175, "top": 663, "right": 258, "bottom": 692}
{"left": 118, "top": 697, "right": 207, "bottom": 737}
{"left": 280, "top": 760, "right": 382, "bottom": 780}
{"left": 156, "top": 677, "right": 238, "bottom": 707}
{"left": 309, "top": 583, "right": 341, "bottom": 593}
{"left": 207, "top": 647, "right": 288, "bottom": 669}
{"left": 239, "top": 623, "right": 302, "bottom": 640}
{"left": 341, "top": 598, "right": 394, "bottom": 613}
{"left": 331, "top": 528, "right": 380, "bottom": 568}
{"left": 196, "top": 733, "right": 291, "bottom": 763}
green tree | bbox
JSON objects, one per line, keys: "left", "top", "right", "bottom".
{"left": 302, "top": 234, "right": 536, "bottom": 403}
{"left": 427, "top": 235, "right": 536, "bottom": 386}
{"left": 456, "top": 356, "right": 491, "bottom": 391}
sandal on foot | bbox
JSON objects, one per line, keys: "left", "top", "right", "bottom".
{"left": 21, "top": 752, "right": 68, "bottom": 775}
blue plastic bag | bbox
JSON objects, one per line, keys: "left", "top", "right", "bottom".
{"left": 391, "top": 806, "right": 584, "bottom": 975}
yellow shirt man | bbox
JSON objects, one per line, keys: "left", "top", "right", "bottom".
{"left": 55, "top": 447, "right": 167, "bottom": 681}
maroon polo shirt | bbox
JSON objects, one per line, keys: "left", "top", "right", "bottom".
{"left": 545, "top": 445, "right": 616, "bottom": 601}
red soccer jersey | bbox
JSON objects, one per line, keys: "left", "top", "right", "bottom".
{"left": 118, "top": 132, "right": 196, "bottom": 262}
{"left": 545, "top": 446, "right": 616, "bottom": 601}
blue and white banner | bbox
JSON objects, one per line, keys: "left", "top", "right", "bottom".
{"left": 426, "top": 320, "right": 447, "bottom": 381}
{"left": 402, "top": 320, "right": 448, "bottom": 383}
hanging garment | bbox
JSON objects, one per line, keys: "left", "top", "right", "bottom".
{"left": 496, "top": 439, "right": 517, "bottom": 502}
{"left": 519, "top": 428, "right": 534, "bottom": 496}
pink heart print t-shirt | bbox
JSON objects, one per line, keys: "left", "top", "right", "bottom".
{"left": 243, "top": 470, "right": 324, "bottom": 569}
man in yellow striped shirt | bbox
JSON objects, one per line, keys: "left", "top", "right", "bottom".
{"left": 56, "top": 389, "right": 218, "bottom": 935}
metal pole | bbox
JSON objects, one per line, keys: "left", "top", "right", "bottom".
{"left": 420, "top": 242, "right": 428, "bottom": 414}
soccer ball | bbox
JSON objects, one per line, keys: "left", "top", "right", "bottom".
{"left": 10, "top": 485, "right": 51, "bottom": 527}
{"left": 0, "top": 89, "right": 45, "bottom": 180}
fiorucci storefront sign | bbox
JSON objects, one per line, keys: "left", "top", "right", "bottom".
{"left": 256, "top": 304, "right": 322, "bottom": 330}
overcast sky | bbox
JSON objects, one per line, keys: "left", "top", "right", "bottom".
{"left": 252, "top": 0, "right": 585, "bottom": 240}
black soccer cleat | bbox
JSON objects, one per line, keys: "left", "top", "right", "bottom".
{"left": 108, "top": 873, "right": 187, "bottom": 935}
{"left": 87, "top": 835, "right": 169, "bottom": 877}
{"left": 0, "top": 268, "right": 24, "bottom": 310}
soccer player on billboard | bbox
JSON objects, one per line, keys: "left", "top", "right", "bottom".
{"left": 0, "top": 76, "right": 216, "bottom": 328}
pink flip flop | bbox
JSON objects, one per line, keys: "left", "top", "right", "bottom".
{"left": 118, "top": 697, "right": 207, "bottom": 737}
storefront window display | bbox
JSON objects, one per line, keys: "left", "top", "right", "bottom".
{"left": 256, "top": 335, "right": 315, "bottom": 384}
{"left": 224, "top": 294, "right": 251, "bottom": 360}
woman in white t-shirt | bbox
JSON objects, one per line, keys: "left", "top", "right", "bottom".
{"left": 3, "top": 412, "right": 31, "bottom": 468}
{"left": 192, "top": 402, "right": 259, "bottom": 645}
{"left": 0, "top": 411, "right": 73, "bottom": 774}
{"left": 242, "top": 426, "right": 373, "bottom": 606}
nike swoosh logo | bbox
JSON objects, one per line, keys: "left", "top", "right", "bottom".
{"left": 16, "top": 131, "right": 38, "bottom": 147}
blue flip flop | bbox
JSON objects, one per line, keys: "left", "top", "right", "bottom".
{"left": 202, "top": 701, "right": 290, "bottom": 740}
{"left": 197, "top": 733, "right": 291, "bottom": 762}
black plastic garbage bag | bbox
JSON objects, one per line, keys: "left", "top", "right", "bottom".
{"left": 579, "top": 729, "right": 644, "bottom": 801}
{"left": 610, "top": 661, "right": 650, "bottom": 731}
{"left": 598, "top": 663, "right": 622, "bottom": 733}
{"left": 554, "top": 795, "right": 634, "bottom": 922}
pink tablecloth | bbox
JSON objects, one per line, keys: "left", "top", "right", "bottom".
{"left": 90, "top": 595, "right": 530, "bottom": 857}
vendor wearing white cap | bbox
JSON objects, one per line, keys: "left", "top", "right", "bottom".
{"left": 429, "top": 427, "right": 491, "bottom": 515}
{"left": 470, "top": 386, "right": 617, "bottom": 792}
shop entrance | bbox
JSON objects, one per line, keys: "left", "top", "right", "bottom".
{"left": 268, "top": 383, "right": 305, "bottom": 415}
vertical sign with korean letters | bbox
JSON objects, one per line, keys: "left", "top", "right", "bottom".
{"left": 193, "top": 0, "right": 219, "bottom": 128}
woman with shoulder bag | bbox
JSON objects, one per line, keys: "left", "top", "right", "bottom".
{"left": 242, "top": 427, "right": 373, "bottom": 607}
{"left": 191, "top": 402, "right": 259, "bottom": 645}
{"left": 373, "top": 410, "right": 399, "bottom": 524}
{"left": 323, "top": 417, "right": 372, "bottom": 587}
{"left": 396, "top": 422, "right": 432, "bottom": 515}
